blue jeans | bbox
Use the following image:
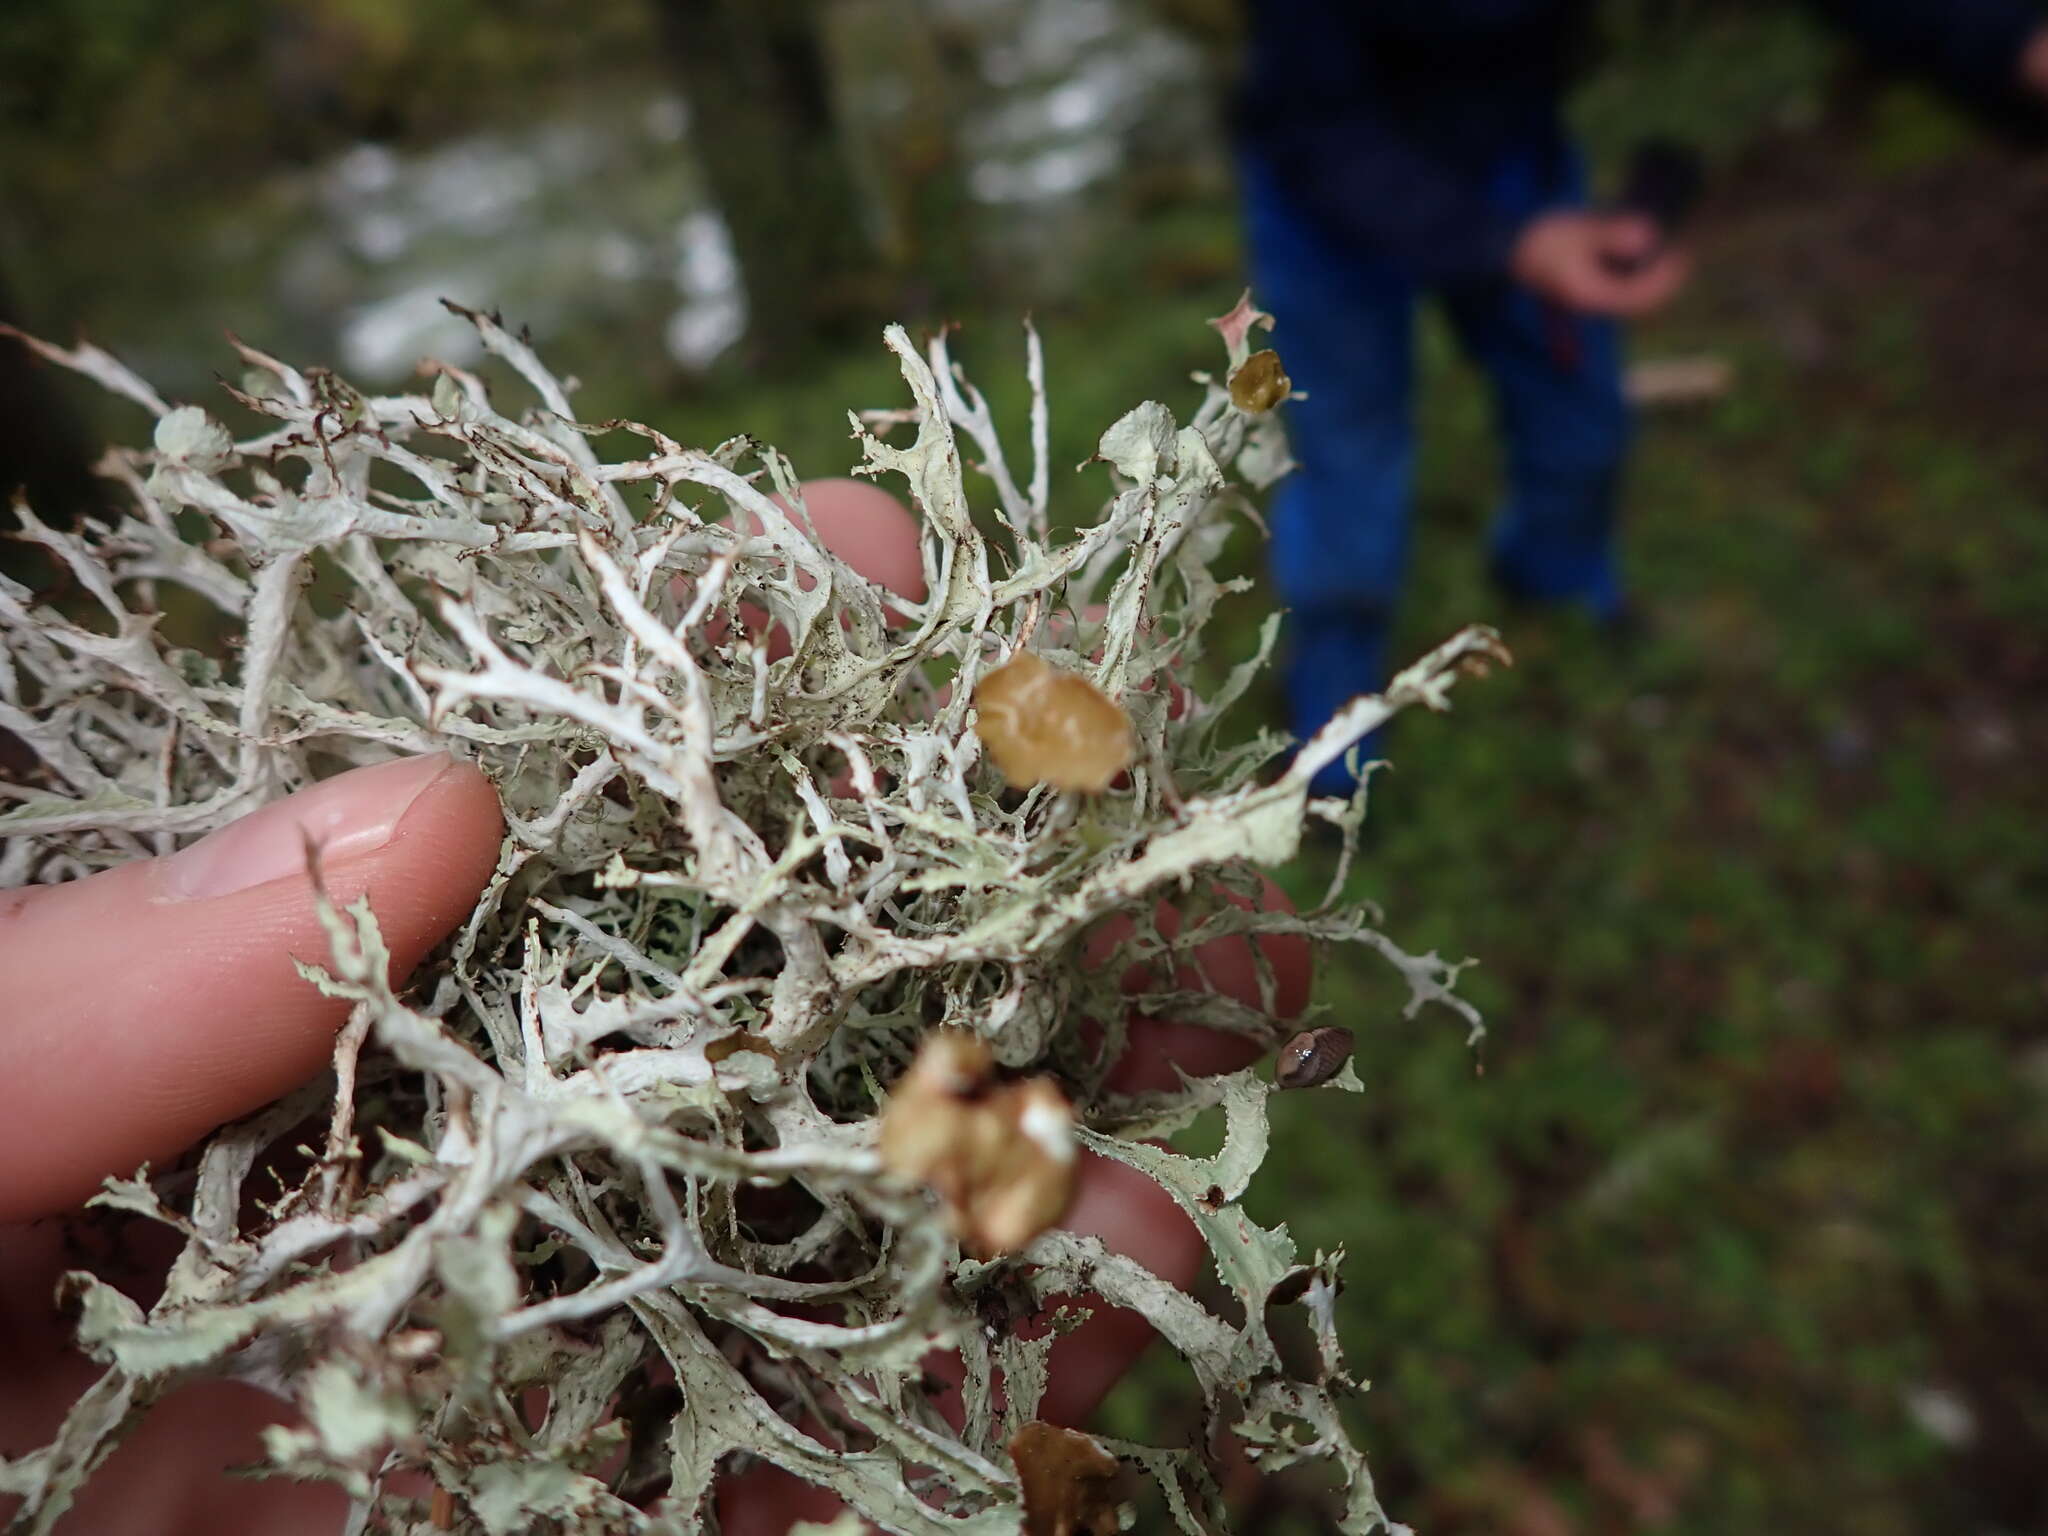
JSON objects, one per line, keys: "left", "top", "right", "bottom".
{"left": 1241, "top": 148, "right": 1632, "bottom": 794}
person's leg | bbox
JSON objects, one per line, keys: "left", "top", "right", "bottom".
{"left": 1239, "top": 155, "right": 1418, "bottom": 794}
{"left": 1442, "top": 153, "right": 1633, "bottom": 620}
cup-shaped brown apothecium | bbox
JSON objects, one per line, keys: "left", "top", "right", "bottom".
{"left": 878, "top": 1032, "right": 1077, "bottom": 1258}
{"left": 973, "top": 652, "right": 1133, "bottom": 794}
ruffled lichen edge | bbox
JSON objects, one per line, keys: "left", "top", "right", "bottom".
{"left": 0, "top": 299, "right": 1500, "bottom": 1534}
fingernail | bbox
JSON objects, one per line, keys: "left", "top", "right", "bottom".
{"left": 158, "top": 754, "right": 458, "bottom": 902}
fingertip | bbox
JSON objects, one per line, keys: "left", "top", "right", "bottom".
{"left": 377, "top": 758, "right": 503, "bottom": 932}
{"left": 1105, "top": 879, "right": 1309, "bottom": 1092}
{"left": 349, "top": 755, "right": 504, "bottom": 988}
{"left": 1039, "top": 1154, "right": 1206, "bottom": 1425}
{"left": 1610, "top": 212, "right": 1659, "bottom": 252}
{"left": 796, "top": 477, "right": 927, "bottom": 602}
{"left": 0, "top": 756, "right": 504, "bottom": 1221}
{"left": 698, "top": 479, "right": 925, "bottom": 655}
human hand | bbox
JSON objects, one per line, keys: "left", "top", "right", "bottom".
{"left": 2, "top": 482, "right": 1311, "bottom": 1535}
{"left": 2021, "top": 24, "right": 2048, "bottom": 101}
{"left": 1509, "top": 209, "right": 1690, "bottom": 317}
{"left": 0, "top": 751, "right": 505, "bottom": 1533}
{"left": 714, "top": 481, "right": 1312, "bottom": 1532}
{"left": 720, "top": 884, "right": 1307, "bottom": 1535}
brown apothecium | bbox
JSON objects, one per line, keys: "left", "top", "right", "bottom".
{"left": 878, "top": 1032, "right": 1077, "bottom": 1258}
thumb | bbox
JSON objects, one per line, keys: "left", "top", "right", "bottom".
{"left": 0, "top": 754, "right": 502, "bottom": 1221}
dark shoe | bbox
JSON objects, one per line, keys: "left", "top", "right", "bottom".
{"left": 1488, "top": 555, "right": 1649, "bottom": 653}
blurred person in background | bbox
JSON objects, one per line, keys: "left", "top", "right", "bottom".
{"left": 1237, "top": 0, "right": 2048, "bottom": 795}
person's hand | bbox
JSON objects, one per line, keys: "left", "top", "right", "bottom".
{"left": 708, "top": 482, "right": 1313, "bottom": 1532}
{"left": 2021, "top": 24, "right": 2048, "bottom": 102}
{"left": 0, "top": 482, "right": 1312, "bottom": 1535}
{"left": 0, "top": 752, "right": 506, "bottom": 1533}
{"left": 1509, "top": 209, "right": 1690, "bottom": 317}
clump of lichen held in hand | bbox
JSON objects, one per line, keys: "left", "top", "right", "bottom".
{"left": 0, "top": 293, "right": 1503, "bottom": 1533}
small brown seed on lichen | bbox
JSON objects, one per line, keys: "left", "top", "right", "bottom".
{"left": 1275, "top": 1025, "right": 1354, "bottom": 1089}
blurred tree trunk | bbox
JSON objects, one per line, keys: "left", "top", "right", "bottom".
{"left": 1139, "top": 0, "right": 1244, "bottom": 84}
{"left": 653, "top": 0, "right": 881, "bottom": 366}
{"left": 820, "top": 0, "right": 975, "bottom": 322}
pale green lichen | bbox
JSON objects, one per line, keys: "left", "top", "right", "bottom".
{"left": 0, "top": 297, "right": 1502, "bottom": 1533}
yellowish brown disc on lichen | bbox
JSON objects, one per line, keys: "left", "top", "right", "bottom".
{"left": 705, "top": 1032, "right": 776, "bottom": 1064}
{"left": 1228, "top": 348, "right": 1291, "bottom": 415}
{"left": 973, "top": 651, "right": 1133, "bottom": 793}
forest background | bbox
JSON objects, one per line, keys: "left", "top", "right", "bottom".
{"left": 3, "top": 2, "right": 2045, "bottom": 1531}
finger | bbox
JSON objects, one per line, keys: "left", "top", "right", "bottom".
{"left": 1626, "top": 248, "right": 1691, "bottom": 312}
{"left": 1596, "top": 212, "right": 1660, "bottom": 263}
{"left": 1016, "top": 878, "right": 1309, "bottom": 1424}
{"left": 731, "top": 507, "right": 1304, "bottom": 1502}
{"left": 796, "top": 477, "right": 927, "bottom": 604}
{"left": 630, "top": 1166, "right": 1235, "bottom": 1531}
{"left": 0, "top": 1225, "right": 348, "bottom": 1536}
{"left": 698, "top": 477, "right": 927, "bottom": 657}
{"left": 722, "top": 881, "right": 1311, "bottom": 1522}
{"left": 1034, "top": 1152, "right": 1214, "bottom": 1424}
{"left": 1104, "top": 876, "right": 1312, "bottom": 1092}
{"left": 1588, "top": 246, "right": 1690, "bottom": 318}
{"left": 0, "top": 754, "right": 503, "bottom": 1221}
{"left": 716, "top": 1464, "right": 846, "bottom": 1536}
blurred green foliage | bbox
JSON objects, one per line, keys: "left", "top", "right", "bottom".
{"left": 0, "top": 0, "right": 648, "bottom": 185}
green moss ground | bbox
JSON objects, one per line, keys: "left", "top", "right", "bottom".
{"left": 639, "top": 90, "right": 2048, "bottom": 1535}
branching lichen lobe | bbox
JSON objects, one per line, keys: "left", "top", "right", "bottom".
{"left": 0, "top": 298, "right": 1500, "bottom": 1534}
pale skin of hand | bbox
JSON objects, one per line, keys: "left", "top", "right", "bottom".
{"left": 1516, "top": 33, "right": 2048, "bottom": 319}
{"left": 0, "top": 480, "right": 1309, "bottom": 1535}
{"left": 1509, "top": 209, "right": 1691, "bottom": 318}
{"left": 2024, "top": 25, "right": 2048, "bottom": 99}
